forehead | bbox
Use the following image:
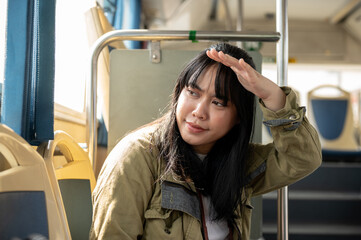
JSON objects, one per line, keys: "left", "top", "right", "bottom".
{"left": 186, "top": 62, "right": 234, "bottom": 102}
{"left": 194, "top": 65, "right": 218, "bottom": 90}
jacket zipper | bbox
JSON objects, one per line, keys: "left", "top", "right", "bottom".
{"left": 197, "top": 191, "right": 209, "bottom": 240}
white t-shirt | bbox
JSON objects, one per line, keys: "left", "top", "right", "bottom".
{"left": 201, "top": 195, "right": 229, "bottom": 240}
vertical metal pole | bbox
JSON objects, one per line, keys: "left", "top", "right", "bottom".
{"left": 237, "top": 0, "right": 244, "bottom": 48}
{"left": 88, "top": 40, "right": 104, "bottom": 171}
{"left": 87, "top": 55, "right": 97, "bottom": 171}
{"left": 276, "top": 0, "right": 289, "bottom": 240}
{"left": 222, "top": 0, "right": 233, "bottom": 30}
{"left": 237, "top": 0, "right": 243, "bottom": 30}
{"left": 277, "top": 0, "right": 288, "bottom": 87}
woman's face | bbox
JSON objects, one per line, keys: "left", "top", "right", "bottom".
{"left": 176, "top": 65, "right": 239, "bottom": 154}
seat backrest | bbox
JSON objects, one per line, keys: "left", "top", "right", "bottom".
{"left": 307, "top": 85, "right": 359, "bottom": 151}
{"left": 85, "top": 4, "right": 126, "bottom": 131}
{"left": 107, "top": 49, "right": 264, "bottom": 151}
{"left": 0, "top": 124, "right": 70, "bottom": 240}
{"left": 38, "top": 130, "right": 96, "bottom": 240}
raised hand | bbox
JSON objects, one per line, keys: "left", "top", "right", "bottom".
{"left": 206, "top": 48, "right": 286, "bottom": 112}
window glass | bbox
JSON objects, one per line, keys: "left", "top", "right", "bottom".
{"left": 54, "top": 0, "right": 94, "bottom": 112}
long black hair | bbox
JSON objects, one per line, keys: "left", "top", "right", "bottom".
{"left": 156, "top": 42, "right": 256, "bottom": 223}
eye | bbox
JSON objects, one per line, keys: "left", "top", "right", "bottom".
{"left": 186, "top": 88, "right": 198, "bottom": 97}
{"left": 212, "top": 100, "right": 226, "bottom": 107}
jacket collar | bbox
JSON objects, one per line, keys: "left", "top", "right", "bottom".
{"left": 161, "top": 169, "right": 198, "bottom": 193}
{"left": 161, "top": 180, "right": 201, "bottom": 221}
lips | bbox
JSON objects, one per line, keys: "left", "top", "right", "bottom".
{"left": 186, "top": 122, "right": 207, "bottom": 133}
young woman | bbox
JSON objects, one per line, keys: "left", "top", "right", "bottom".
{"left": 90, "top": 42, "right": 322, "bottom": 240}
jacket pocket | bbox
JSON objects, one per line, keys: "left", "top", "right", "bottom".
{"left": 143, "top": 208, "right": 184, "bottom": 239}
{"left": 242, "top": 197, "right": 254, "bottom": 220}
{"left": 240, "top": 197, "right": 254, "bottom": 239}
{"left": 245, "top": 198, "right": 254, "bottom": 210}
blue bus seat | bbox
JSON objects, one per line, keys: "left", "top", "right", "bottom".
{"left": 307, "top": 85, "right": 361, "bottom": 155}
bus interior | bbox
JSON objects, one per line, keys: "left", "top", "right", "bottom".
{"left": 0, "top": 0, "right": 361, "bottom": 239}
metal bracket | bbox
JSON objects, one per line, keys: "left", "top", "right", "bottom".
{"left": 150, "top": 41, "right": 161, "bottom": 63}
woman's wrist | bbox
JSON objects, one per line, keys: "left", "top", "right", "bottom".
{"left": 261, "top": 86, "right": 286, "bottom": 112}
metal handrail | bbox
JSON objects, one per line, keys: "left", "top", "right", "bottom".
{"left": 87, "top": 2, "right": 289, "bottom": 240}
{"left": 87, "top": 29, "right": 281, "bottom": 168}
{"left": 276, "top": 1, "right": 289, "bottom": 240}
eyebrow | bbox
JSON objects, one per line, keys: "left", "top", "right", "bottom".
{"left": 189, "top": 83, "right": 225, "bottom": 100}
{"left": 190, "top": 82, "right": 202, "bottom": 91}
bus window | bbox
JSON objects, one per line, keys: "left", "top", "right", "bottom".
{"left": 54, "top": 0, "right": 94, "bottom": 113}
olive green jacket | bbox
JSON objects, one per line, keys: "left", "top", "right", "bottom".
{"left": 90, "top": 88, "right": 322, "bottom": 240}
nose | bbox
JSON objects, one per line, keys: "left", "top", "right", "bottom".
{"left": 192, "top": 100, "right": 208, "bottom": 120}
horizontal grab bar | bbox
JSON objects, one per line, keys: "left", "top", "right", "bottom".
{"left": 87, "top": 29, "right": 281, "bottom": 168}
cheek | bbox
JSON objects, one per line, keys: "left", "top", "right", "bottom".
{"left": 175, "top": 97, "right": 183, "bottom": 117}
{"left": 176, "top": 96, "right": 186, "bottom": 123}
{"left": 214, "top": 111, "right": 238, "bottom": 129}
{"left": 175, "top": 105, "right": 181, "bottom": 124}
{"left": 176, "top": 93, "right": 189, "bottom": 116}
{"left": 215, "top": 116, "right": 234, "bottom": 128}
